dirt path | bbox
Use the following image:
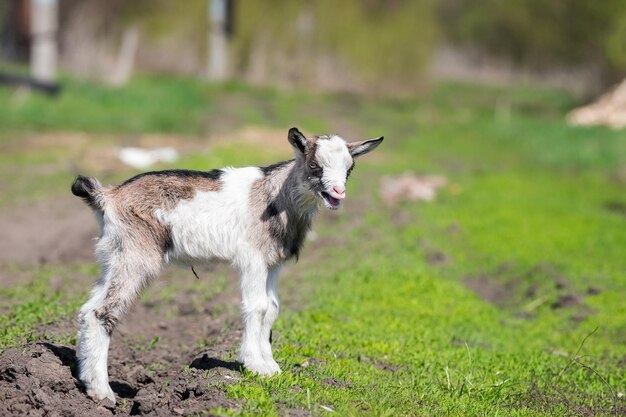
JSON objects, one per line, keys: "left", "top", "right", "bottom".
{"left": 0, "top": 198, "right": 97, "bottom": 267}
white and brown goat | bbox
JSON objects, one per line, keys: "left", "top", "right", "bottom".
{"left": 72, "top": 127, "right": 383, "bottom": 402}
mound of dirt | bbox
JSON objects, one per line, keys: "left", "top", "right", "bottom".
{"left": 567, "top": 78, "right": 626, "bottom": 129}
{"left": 379, "top": 173, "right": 448, "bottom": 205}
{"left": 0, "top": 343, "right": 241, "bottom": 416}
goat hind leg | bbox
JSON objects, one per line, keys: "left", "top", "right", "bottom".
{"left": 77, "top": 252, "right": 160, "bottom": 402}
{"left": 77, "top": 273, "right": 116, "bottom": 402}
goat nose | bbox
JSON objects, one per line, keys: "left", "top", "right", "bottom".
{"left": 333, "top": 185, "right": 345, "bottom": 197}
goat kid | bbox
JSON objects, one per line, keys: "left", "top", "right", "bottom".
{"left": 72, "top": 127, "right": 383, "bottom": 402}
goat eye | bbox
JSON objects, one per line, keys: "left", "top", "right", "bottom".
{"left": 309, "top": 162, "right": 318, "bottom": 169}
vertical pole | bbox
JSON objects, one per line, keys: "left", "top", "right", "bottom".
{"left": 30, "top": 0, "right": 57, "bottom": 84}
{"left": 207, "top": 0, "right": 229, "bottom": 81}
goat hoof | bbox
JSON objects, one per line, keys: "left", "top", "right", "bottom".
{"left": 244, "top": 360, "right": 281, "bottom": 377}
{"left": 87, "top": 385, "right": 116, "bottom": 404}
{"left": 266, "top": 359, "right": 282, "bottom": 374}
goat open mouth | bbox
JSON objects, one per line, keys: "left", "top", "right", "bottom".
{"left": 320, "top": 191, "right": 342, "bottom": 209}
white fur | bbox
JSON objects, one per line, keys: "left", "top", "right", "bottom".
{"left": 161, "top": 167, "right": 263, "bottom": 263}
{"left": 317, "top": 136, "right": 353, "bottom": 196}
{"left": 77, "top": 285, "right": 114, "bottom": 401}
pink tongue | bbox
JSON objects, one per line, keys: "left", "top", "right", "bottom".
{"left": 327, "top": 195, "right": 340, "bottom": 206}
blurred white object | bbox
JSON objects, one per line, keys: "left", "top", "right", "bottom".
{"left": 568, "top": 78, "right": 626, "bottom": 129}
{"left": 380, "top": 173, "right": 448, "bottom": 205}
{"left": 118, "top": 147, "right": 179, "bottom": 169}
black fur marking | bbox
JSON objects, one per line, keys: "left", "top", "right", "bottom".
{"left": 71, "top": 175, "right": 94, "bottom": 198}
{"left": 288, "top": 239, "right": 305, "bottom": 260}
{"left": 260, "top": 160, "right": 294, "bottom": 176}
{"left": 94, "top": 309, "right": 118, "bottom": 336}
{"left": 266, "top": 202, "right": 279, "bottom": 218}
{"left": 261, "top": 196, "right": 310, "bottom": 262}
{"left": 71, "top": 175, "right": 100, "bottom": 209}
{"left": 121, "top": 169, "right": 224, "bottom": 186}
{"left": 163, "top": 229, "right": 175, "bottom": 253}
{"left": 288, "top": 127, "right": 307, "bottom": 153}
{"left": 347, "top": 161, "right": 355, "bottom": 179}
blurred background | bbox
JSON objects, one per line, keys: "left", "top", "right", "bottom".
{"left": 1, "top": 1, "right": 626, "bottom": 416}
{"left": 3, "top": 0, "right": 626, "bottom": 95}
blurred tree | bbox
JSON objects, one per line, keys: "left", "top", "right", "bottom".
{"left": 439, "top": 0, "right": 626, "bottom": 80}
{"left": 604, "top": 8, "right": 626, "bottom": 72}
{"left": 231, "top": 0, "right": 437, "bottom": 93}
{"left": 315, "top": 0, "right": 437, "bottom": 82}
{"left": 0, "top": 0, "right": 31, "bottom": 62}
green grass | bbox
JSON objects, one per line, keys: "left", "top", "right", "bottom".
{"left": 0, "top": 75, "right": 209, "bottom": 135}
{"left": 0, "top": 264, "right": 97, "bottom": 347}
{"left": 0, "top": 75, "right": 625, "bottom": 415}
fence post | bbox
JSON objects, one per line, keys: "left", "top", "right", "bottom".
{"left": 30, "top": 0, "right": 58, "bottom": 84}
{"left": 207, "top": 0, "right": 230, "bottom": 81}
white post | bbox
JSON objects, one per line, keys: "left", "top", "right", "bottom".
{"left": 30, "top": 0, "right": 58, "bottom": 84}
{"left": 207, "top": 0, "right": 229, "bottom": 81}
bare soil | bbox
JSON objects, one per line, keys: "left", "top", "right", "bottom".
{"left": 0, "top": 198, "right": 98, "bottom": 266}
{"left": 463, "top": 262, "right": 597, "bottom": 321}
{"left": 0, "top": 340, "right": 241, "bottom": 417}
{"left": 0, "top": 257, "right": 248, "bottom": 416}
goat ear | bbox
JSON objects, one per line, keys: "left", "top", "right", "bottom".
{"left": 348, "top": 136, "right": 384, "bottom": 158}
{"left": 288, "top": 127, "right": 307, "bottom": 154}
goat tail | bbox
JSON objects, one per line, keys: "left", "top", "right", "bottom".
{"left": 71, "top": 175, "right": 105, "bottom": 210}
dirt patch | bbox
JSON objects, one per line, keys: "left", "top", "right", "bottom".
{"left": 357, "top": 354, "right": 403, "bottom": 374}
{"left": 551, "top": 293, "right": 582, "bottom": 309}
{"left": 0, "top": 343, "right": 242, "bottom": 417}
{"left": 0, "top": 197, "right": 98, "bottom": 268}
{"left": 463, "top": 263, "right": 598, "bottom": 321}
{"left": 604, "top": 200, "right": 626, "bottom": 218}
{"left": 508, "top": 381, "right": 626, "bottom": 417}
{"left": 424, "top": 249, "right": 448, "bottom": 266}
{"left": 464, "top": 275, "right": 518, "bottom": 306}
{"left": 0, "top": 267, "right": 250, "bottom": 416}
{"left": 322, "top": 378, "right": 351, "bottom": 389}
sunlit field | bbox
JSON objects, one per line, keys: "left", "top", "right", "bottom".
{"left": 0, "top": 76, "right": 624, "bottom": 416}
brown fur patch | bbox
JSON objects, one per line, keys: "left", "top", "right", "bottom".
{"left": 107, "top": 170, "right": 223, "bottom": 255}
{"left": 303, "top": 135, "right": 321, "bottom": 164}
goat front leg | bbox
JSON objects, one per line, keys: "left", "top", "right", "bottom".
{"left": 259, "top": 265, "right": 281, "bottom": 374}
{"left": 237, "top": 257, "right": 279, "bottom": 376}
